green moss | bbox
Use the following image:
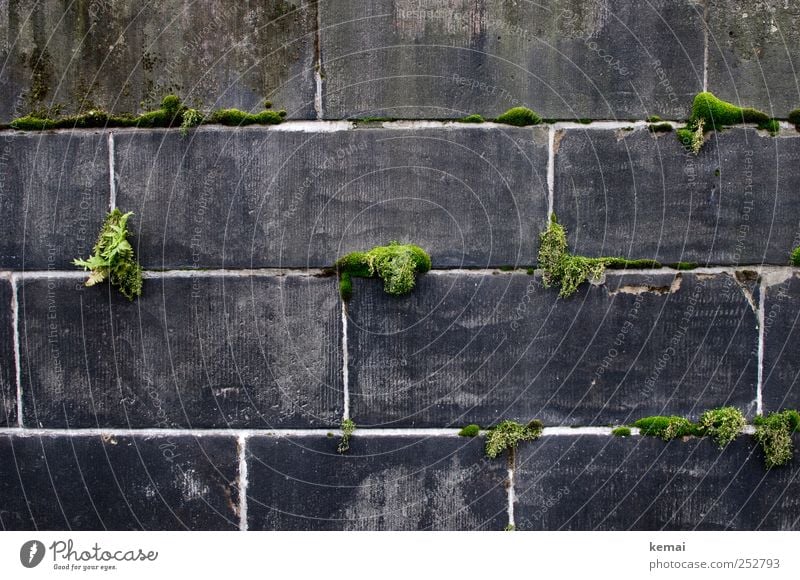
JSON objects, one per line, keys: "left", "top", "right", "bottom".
{"left": 753, "top": 411, "right": 800, "bottom": 468}
{"left": 499, "top": 265, "right": 515, "bottom": 272}
{"left": 646, "top": 115, "right": 662, "bottom": 123}
{"left": 759, "top": 118, "right": 780, "bottom": 135}
{"left": 647, "top": 123, "right": 673, "bottom": 133}
{"left": 495, "top": 106, "right": 542, "bottom": 127}
{"left": 459, "top": 424, "right": 481, "bottom": 437}
{"left": 633, "top": 416, "right": 700, "bottom": 441}
{"left": 697, "top": 407, "right": 745, "bottom": 448}
{"left": 791, "top": 246, "right": 800, "bottom": 267}
{"left": 576, "top": 118, "right": 592, "bottom": 124}
{"left": 504, "top": 524, "right": 515, "bottom": 531}
{"left": 73, "top": 209, "right": 143, "bottom": 301}
{"left": 485, "top": 419, "right": 543, "bottom": 459}
{"left": 671, "top": 262, "right": 698, "bottom": 270}
{"left": 538, "top": 215, "right": 656, "bottom": 298}
{"left": 335, "top": 242, "right": 431, "bottom": 299}
{"left": 612, "top": 427, "right": 631, "bottom": 437}
{"left": 526, "top": 267, "right": 535, "bottom": 276}
{"left": 180, "top": 108, "right": 203, "bottom": 136}
{"left": 337, "top": 418, "right": 356, "bottom": 454}
{"left": 209, "top": 108, "right": 285, "bottom": 126}
{"left": 459, "top": 114, "right": 485, "bottom": 123}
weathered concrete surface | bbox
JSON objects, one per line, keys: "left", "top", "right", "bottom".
{"left": 554, "top": 127, "right": 800, "bottom": 265}
{"left": 762, "top": 272, "right": 800, "bottom": 412}
{"left": 114, "top": 126, "right": 547, "bottom": 269}
{"left": 0, "top": 278, "right": 15, "bottom": 427}
{"left": 348, "top": 271, "right": 757, "bottom": 427}
{"left": 319, "top": 0, "right": 703, "bottom": 120}
{"left": 18, "top": 275, "right": 342, "bottom": 428}
{"left": 0, "top": 0, "right": 317, "bottom": 122}
{"left": 515, "top": 434, "right": 800, "bottom": 530}
{"left": 708, "top": 0, "right": 800, "bottom": 117}
{"left": 246, "top": 435, "right": 508, "bottom": 530}
{"left": 0, "top": 434, "right": 239, "bottom": 530}
{"left": 0, "top": 131, "right": 108, "bottom": 269}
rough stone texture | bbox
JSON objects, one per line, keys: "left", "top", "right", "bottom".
{"left": 246, "top": 435, "right": 508, "bottom": 530}
{"left": 319, "top": 0, "right": 703, "bottom": 120}
{"left": 0, "top": 278, "right": 15, "bottom": 427}
{"left": 0, "top": 0, "right": 317, "bottom": 122}
{"left": 515, "top": 434, "right": 800, "bottom": 530}
{"left": 707, "top": 0, "right": 800, "bottom": 117}
{"left": 554, "top": 127, "right": 800, "bottom": 265}
{"left": 762, "top": 272, "right": 800, "bottom": 412}
{"left": 0, "top": 434, "right": 239, "bottom": 530}
{"left": 18, "top": 275, "right": 342, "bottom": 428}
{"left": 347, "top": 271, "right": 758, "bottom": 427}
{"left": 0, "top": 131, "right": 108, "bottom": 270}
{"left": 114, "top": 125, "right": 547, "bottom": 269}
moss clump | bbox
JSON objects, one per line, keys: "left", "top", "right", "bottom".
{"left": 538, "top": 215, "right": 655, "bottom": 298}
{"left": 335, "top": 242, "right": 431, "bottom": 299}
{"left": 499, "top": 265, "right": 515, "bottom": 272}
{"left": 789, "top": 109, "right": 800, "bottom": 129}
{"left": 790, "top": 246, "right": 800, "bottom": 267}
{"left": 459, "top": 424, "right": 481, "bottom": 437}
{"left": 495, "top": 106, "right": 542, "bottom": 127}
{"left": 576, "top": 118, "right": 592, "bottom": 124}
{"left": 633, "top": 416, "right": 700, "bottom": 441}
{"left": 459, "top": 114, "right": 485, "bottom": 123}
{"left": 73, "top": 209, "right": 143, "bottom": 301}
{"left": 697, "top": 407, "right": 745, "bottom": 448}
{"left": 648, "top": 123, "right": 673, "bottom": 133}
{"left": 337, "top": 418, "right": 356, "bottom": 454}
{"left": 209, "top": 108, "right": 285, "bottom": 126}
{"left": 753, "top": 410, "right": 800, "bottom": 468}
{"left": 671, "top": 261, "right": 698, "bottom": 270}
{"left": 612, "top": 427, "right": 631, "bottom": 437}
{"left": 485, "top": 419, "right": 543, "bottom": 459}
{"left": 646, "top": 115, "right": 662, "bottom": 123}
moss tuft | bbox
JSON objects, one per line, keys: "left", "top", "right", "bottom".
{"left": 605, "top": 258, "right": 662, "bottom": 269}
{"left": 698, "top": 407, "right": 745, "bottom": 448}
{"left": 495, "top": 106, "right": 542, "bottom": 127}
{"left": 612, "top": 427, "right": 631, "bottom": 437}
{"left": 576, "top": 118, "right": 592, "bottom": 124}
{"left": 337, "top": 418, "right": 356, "bottom": 454}
{"left": 459, "top": 114, "right": 485, "bottom": 123}
{"left": 646, "top": 115, "right": 662, "bottom": 123}
{"left": 647, "top": 123, "right": 673, "bottom": 133}
{"left": 485, "top": 419, "right": 543, "bottom": 459}
{"left": 633, "top": 415, "right": 700, "bottom": 441}
{"left": 459, "top": 424, "right": 481, "bottom": 437}
{"left": 335, "top": 242, "right": 431, "bottom": 299}
{"left": 791, "top": 246, "right": 800, "bottom": 267}
{"left": 753, "top": 410, "right": 800, "bottom": 468}
{"left": 671, "top": 261, "right": 698, "bottom": 270}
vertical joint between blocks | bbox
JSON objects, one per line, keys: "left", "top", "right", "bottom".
{"left": 10, "top": 276, "right": 22, "bottom": 428}
{"left": 547, "top": 126, "right": 555, "bottom": 220}
{"left": 756, "top": 278, "right": 766, "bottom": 416}
{"left": 238, "top": 434, "right": 249, "bottom": 531}
{"left": 341, "top": 300, "right": 350, "bottom": 421}
{"left": 108, "top": 132, "right": 116, "bottom": 211}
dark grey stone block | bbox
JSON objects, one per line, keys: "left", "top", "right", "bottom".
{"left": 319, "top": 0, "right": 703, "bottom": 120}
{"left": 0, "top": 0, "right": 316, "bottom": 122}
{"left": 515, "top": 434, "right": 800, "bottom": 530}
{"left": 0, "top": 434, "right": 239, "bottom": 530}
{"left": 347, "top": 271, "right": 757, "bottom": 427}
{"left": 762, "top": 272, "right": 800, "bottom": 412}
{"left": 246, "top": 435, "right": 508, "bottom": 530}
{"left": 708, "top": 0, "right": 800, "bottom": 118}
{"left": 0, "top": 131, "right": 108, "bottom": 269}
{"left": 114, "top": 125, "right": 547, "bottom": 269}
{"left": 554, "top": 127, "right": 800, "bottom": 265}
{"left": 0, "top": 278, "right": 15, "bottom": 426}
{"left": 19, "top": 274, "right": 342, "bottom": 428}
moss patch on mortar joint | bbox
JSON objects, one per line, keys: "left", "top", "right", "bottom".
{"left": 494, "top": 106, "right": 542, "bottom": 127}
{"left": 485, "top": 419, "right": 543, "bottom": 459}
{"left": 538, "top": 215, "right": 660, "bottom": 298}
{"left": 337, "top": 419, "right": 356, "bottom": 454}
{"left": 335, "top": 242, "right": 431, "bottom": 300}
{"left": 648, "top": 122, "right": 673, "bottom": 133}
{"left": 754, "top": 410, "right": 800, "bottom": 468}
{"left": 633, "top": 415, "right": 701, "bottom": 441}
{"left": 459, "top": 114, "right": 485, "bottom": 123}
{"left": 459, "top": 424, "right": 481, "bottom": 437}
{"left": 671, "top": 261, "right": 699, "bottom": 271}
{"left": 612, "top": 427, "right": 631, "bottom": 437}
{"left": 791, "top": 246, "right": 800, "bottom": 267}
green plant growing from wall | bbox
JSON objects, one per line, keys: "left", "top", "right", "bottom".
{"left": 337, "top": 418, "right": 356, "bottom": 454}
{"left": 179, "top": 107, "right": 203, "bottom": 136}
{"left": 612, "top": 427, "right": 631, "bottom": 437}
{"left": 459, "top": 424, "right": 480, "bottom": 437}
{"left": 791, "top": 246, "right": 800, "bottom": 267}
{"left": 459, "top": 114, "right": 485, "bottom": 123}
{"left": 537, "top": 215, "right": 659, "bottom": 298}
{"left": 495, "top": 106, "right": 542, "bottom": 127}
{"left": 73, "top": 209, "right": 143, "bottom": 300}
{"left": 754, "top": 410, "right": 800, "bottom": 468}
{"left": 485, "top": 419, "right": 543, "bottom": 459}
{"left": 677, "top": 92, "right": 779, "bottom": 154}
{"left": 335, "top": 242, "right": 431, "bottom": 300}
{"left": 697, "top": 407, "right": 745, "bottom": 447}
{"left": 633, "top": 416, "right": 699, "bottom": 441}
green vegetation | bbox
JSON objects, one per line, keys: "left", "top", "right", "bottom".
{"left": 73, "top": 209, "right": 143, "bottom": 301}
{"left": 11, "top": 94, "right": 285, "bottom": 132}
{"left": 789, "top": 109, "right": 800, "bottom": 130}
{"left": 647, "top": 123, "right": 673, "bottom": 133}
{"left": 459, "top": 114, "right": 485, "bottom": 123}
{"left": 504, "top": 524, "right": 516, "bottom": 531}
{"left": 485, "top": 419, "right": 543, "bottom": 459}
{"left": 576, "top": 118, "right": 592, "bottom": 124}
{"left": 671, "top": 261, "right": 698, "bottom": 270}
{"left": 633, "top": 415, "right": 700, "bottom": 441}
{"left": 612, "top": 427, "right": 631, "bottom": 437}
{"left": 678, "top": 92, "right": 778, "bottom": 153}
{"left": 337, "top": 418, "right": 356, "bottom": 454}
{"left": 459, "top": 424, "right": 481, "bottom": 437}
{"left": 499, "top": 265, "right": 515, "bottom": 272}
{"left": 698, "top": 407, "right": 745, "bottom": 448}
{"left": 495, "top": 106, "right": 542, "bottom": 127}
{"left": 791, "top": 246, "right": 800, "bottom": 267}
{"left": 646, "top": 115, "right": 662, "bottom": 123}
{"left": 537, "top": 215, "right": 656, "bottom": 298}
{"left": 754, "top": 410, "right": 800, "bottom": 468}
{"left": 335, "top": 242, "right": 431, "bottom": 300}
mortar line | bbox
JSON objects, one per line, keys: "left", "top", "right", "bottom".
{"left": 107, "top": 132, "right": 116, "bottom": 211}
{"left": 238, "top": 434, "right": 249, "bottom": 532}
{"left": 756, "top": 277, "right": 766, "bottom": 415}
{"left": 11, "top": 277, "right": 22, "bottom": 428}
{"left": 547, "top": 125, "right": 555, "bottom": 219}
{"left": 341, "top": 300, "right": 350, "bottom": 421}
{"left": 313, "top": 1, "right": 323, "bottom": 120}
{"left": 507, "top": 454, "right": 516, "bottom": 529}
{"left": 702, "top": 0, "right": 709, "bottom": 92}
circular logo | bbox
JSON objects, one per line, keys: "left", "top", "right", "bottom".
{"left": 20, "top": 540, "right": 45, "bottom": 568}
